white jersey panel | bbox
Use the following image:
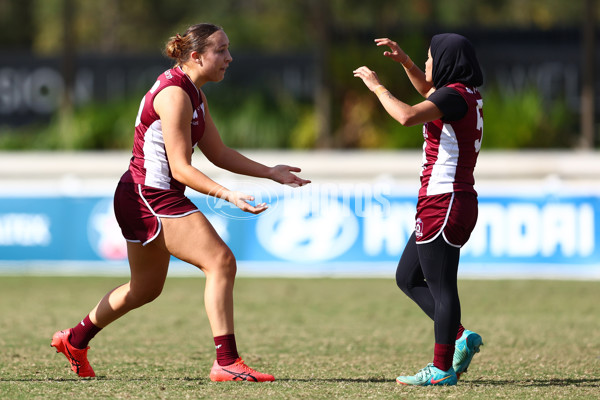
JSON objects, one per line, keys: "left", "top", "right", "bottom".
{"left": 142, "top": 120, "right": 171, "bottom": 190}
{"left": 427, "top": 123, "right": 459, "bottom": 196}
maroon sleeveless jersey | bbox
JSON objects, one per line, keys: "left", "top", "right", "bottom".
{"left": 125, "top": 67, "right": 206, "bottom": 191}
{"left": 419, "top": 83, "right": 483, "bottom": 198}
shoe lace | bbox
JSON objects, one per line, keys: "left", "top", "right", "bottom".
{"left": 236, "top": 359, "right": 257, "bottom": 373}
{"left": 415, "top": 363, "right": 435, "bottom": 379}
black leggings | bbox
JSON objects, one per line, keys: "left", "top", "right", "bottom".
{"left": 395, "top": 232, "right": 461, "bottom": 345}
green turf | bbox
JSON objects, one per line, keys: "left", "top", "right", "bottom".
{"left": 0, "top": 276, "right": 598, "bottom": 399}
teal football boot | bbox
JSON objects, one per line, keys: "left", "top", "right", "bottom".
{"left": 396, "top": 363, "right": 457, "bottom": 386}
{"left": 453, "top": 330, "right": 483, "bottom": 379}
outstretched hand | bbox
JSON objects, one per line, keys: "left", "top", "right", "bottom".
{"left": 227, "top": 190, "right": 269, "bottom": 214}
{"left": 352, "top": 66, "right": 381, "bottom": 91}
{"left": 270, "top": 165, "right": 311, "bottom": 187}
{"left": 374, "top": 38, "right": 410, "bottom": 64}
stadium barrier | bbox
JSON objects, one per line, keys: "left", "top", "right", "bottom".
{"left": 0, "top": 150, "right": 598, "bottom": 279}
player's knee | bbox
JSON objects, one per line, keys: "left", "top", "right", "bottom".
{"left": 127, "top": 285, "right": 163, "bottom": 308}
{"left": 195, "top": 246, "right": 237, "bottom": 279}
{"left": 395, "top": 270, "right": 410, "bottom": 293}
{"left": 215, "top": 247, "right": 237, "bottom": 278}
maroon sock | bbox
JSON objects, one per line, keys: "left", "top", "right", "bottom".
{"left": 433, "top": 343, "right": 455, "bottom": 372}
{"left": 68, "top": 315, "right": 102, "bottom": 349}
{"left": 214, "top": 334, "right": 239, "bottom": 366}
{"left": 456, "top": 324, "right": 465, "bottom": 341}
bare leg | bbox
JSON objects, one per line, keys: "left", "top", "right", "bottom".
{"left": 159, "top": 213, "right": 236, "bottom": 336}
{"left": 89, "top": 239, "right": 171, "bottom": 328}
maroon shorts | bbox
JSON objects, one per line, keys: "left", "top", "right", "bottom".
{"left": 113, "top": 181, "right": 200, "bottom": 245}
{"left": 414, "top": 191, "right": 478, "bottom": 247}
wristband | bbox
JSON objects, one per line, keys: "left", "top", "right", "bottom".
{"left": 402, "top": 57, "right": 414, "bottom": 70}
{"left": 374, "top": 85, "right": 389, "bottom": 97}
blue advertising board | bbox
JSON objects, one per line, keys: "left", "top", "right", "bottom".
{"left": 1, "top": 184, "right": 599, "bottom": 278}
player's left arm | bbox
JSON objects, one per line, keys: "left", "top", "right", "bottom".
{"left": 353, "top": 65, "right": 442, "bottom": 126}
{"left": 197, "top": 90, "right": 310, "bottom": 187}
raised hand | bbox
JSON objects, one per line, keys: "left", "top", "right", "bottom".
{"left": 352, "top": 65, "right": 382, "bottom": 92}
{"left": 375, "top": 38, "right": 410, "bottom": 64}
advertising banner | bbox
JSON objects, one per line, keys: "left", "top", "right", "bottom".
{"left": 0, "top": 183, "right": 598, "bottom": 278}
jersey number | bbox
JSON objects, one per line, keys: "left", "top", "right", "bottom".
{"left": 474, "top": 99, "right": 483, "bottom": 153}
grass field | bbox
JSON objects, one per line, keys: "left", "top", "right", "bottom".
{"left": 0, "top": 276, "right": 598, "bottom": 399}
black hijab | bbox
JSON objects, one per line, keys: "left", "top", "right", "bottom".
{"left": 430, "top": 33, "right": 483, "bottom": 89}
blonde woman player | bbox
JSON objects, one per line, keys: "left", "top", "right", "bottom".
{"left": 51, "top": 23, "right": 309, "bottom": 382}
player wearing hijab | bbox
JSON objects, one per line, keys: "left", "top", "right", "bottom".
{"left": 353, "top": 33, "right": 484, "bottom": 386}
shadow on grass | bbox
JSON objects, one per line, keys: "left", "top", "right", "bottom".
{"left": 0, "top": 378, "right": 91, "bottom": 382}
{"left": 469, "top": 378, "right": 600, "bottom": 387}
{"left": 1, "top": 376, "right": 390, "bottom": 384}
{"left": 5, "top": 377, "right": 598, "bottom": 387}
{"left": 277, "top": 378, "right": 390, "bottom": 383}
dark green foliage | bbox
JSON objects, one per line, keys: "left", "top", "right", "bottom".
{"left": 0, "top": 98, "right": 139, "bottom": 150}
{"left": 482, "top": 86, "right": 578, "bottom": 149}
{"left": 0, "top": 85, "right": 578, "bottom": 150}
{"left": 0, "top": 1, "right": 587, "bottom": 150}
